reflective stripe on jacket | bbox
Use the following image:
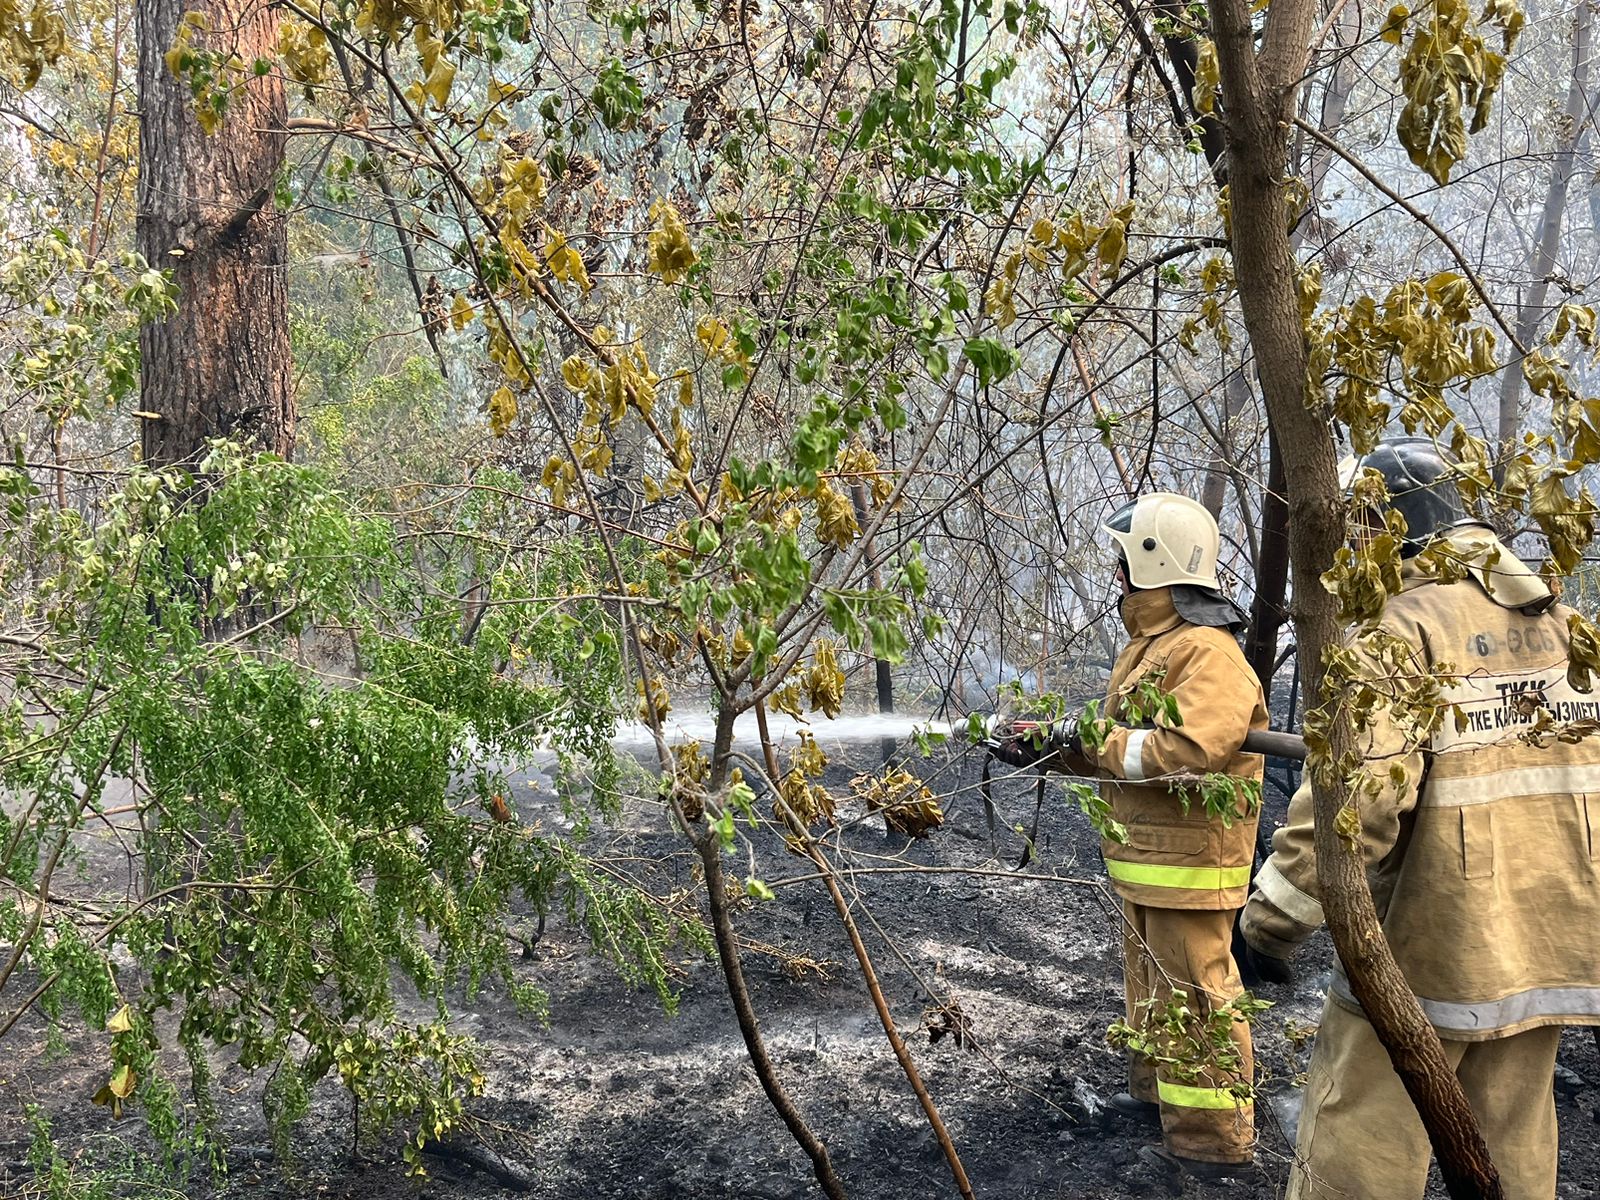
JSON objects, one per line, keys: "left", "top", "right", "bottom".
{"left": 1240, "top": 528, "right": 1600, "bottom": 1039}
{"left": 1088, "top": 587, "right": 1268, "bottom": 910}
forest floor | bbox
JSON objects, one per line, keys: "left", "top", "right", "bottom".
{"left": 3, "top": 724, "right": 1598, "bottom": 1200}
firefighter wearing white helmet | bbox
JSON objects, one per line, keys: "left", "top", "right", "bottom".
{"left": 1240, "top": 437, "right": 1600, "bottom": 1198}
{"left": 1105, "top": 492, "right": 1223, "bottom": 590}
{"left": 994, "top": 492, "right": 1268, "bottom": 1179}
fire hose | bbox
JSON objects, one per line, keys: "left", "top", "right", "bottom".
{"left": 985, "top": 717, "right": 1307, "bottom": 762}
{"left": 972, "top": 715, "right": 1306, "bottom": 867}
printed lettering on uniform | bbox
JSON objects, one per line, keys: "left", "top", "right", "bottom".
{"left": 1438, "top": 667, "right": 1600, "bottom": 750}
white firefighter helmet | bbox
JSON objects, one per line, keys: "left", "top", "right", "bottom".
{"left": 1105, "top": 493, "right": 1221, "bottom": 590}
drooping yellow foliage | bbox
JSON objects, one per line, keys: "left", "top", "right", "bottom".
{"left": 646, "top": 198, "right": 698, "bottom": 283}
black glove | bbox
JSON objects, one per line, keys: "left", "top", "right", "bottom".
{"left": 988, "top": 736, "right": 1044, "bottom": 769}
{"left": 989, "top": 719, "right": 1081, "bottom": 770}
{"left": 1239, "top": 939, "right": 1295, "bottom": 988}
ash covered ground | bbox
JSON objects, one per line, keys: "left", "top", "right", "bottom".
{"left": 3, "top": 728, "right": 1597, "bottom": 1199}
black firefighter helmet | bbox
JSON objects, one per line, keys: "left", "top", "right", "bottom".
{"left": 1339, "top": 437, "right": 1481, "bottom": 557}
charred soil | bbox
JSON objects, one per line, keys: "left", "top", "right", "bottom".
{"left": 3, "top": 738, "right": 1597, "bottom": 1199}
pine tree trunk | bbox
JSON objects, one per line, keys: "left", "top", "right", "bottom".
{"left": 137, "top": 0, "right": 293, "bottom": 467}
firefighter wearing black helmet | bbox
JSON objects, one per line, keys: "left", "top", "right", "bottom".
{"left": 1240, "top": 436, "right": 1600, "bottom": 1198}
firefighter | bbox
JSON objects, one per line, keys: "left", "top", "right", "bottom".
{"left": 994, "top": 492, "right": 1268, "bottom": 1179}
{"left": 1239, "top": 437, "right": 1600, "bottom": 1198}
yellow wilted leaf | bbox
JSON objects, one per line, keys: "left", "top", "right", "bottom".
{"left": 1380, "top": 4, "right": 1409, "bottom": 44}
{"left": 838, "top": 439, "right": 891, "bottom": 506}
{"left": 771, "top": 683, "right": 805, "bottom": 719}
{"left": 671, "top": 413, "right": 692, "bottom": 469}
{"left": 1568, "top": 613, "right": 1600, "bottom": 693}
{"left": 1551, "top": 304, "right": 1597, "bottom": 348}
{"left": 697, "top": 315, "right": 731, "bottom": 354}
{"left": 637, "top": 675, "right": 672, "bottom": 721}
{"left": 487, "top": 385, "right": 517, "bottom": 437}
{"left": 1297, "top": 261, "right": 1323, "bottom": 322}
{"left": 106, "top": 1005, "right": 133, "bottom": 1034}
{"left": 806, "top": 641, "right": 845, "bottom": 718}
{"left": 1096, "top": 202, "right": 1135, "bottom": 275}
{"left": 983, "top": 273, "right": 1017, "bottom": 330}
{"left": 562, "top": 354, "right": 594, "bottom": 392}
{"left": 1468, "top": 326, "right": 1496, "bottom": 373}
{"left": 1333, "top": 802, "right": 1362, "bottom": 853}
{"left": 541, "top": 455, "right": 573, "bottom": 505}
{"left": 413, "top": 27, "right": 456, "bottom": 108}
{"left": 647, "top": 198, "right": 698, "bottom": 283}
{"left": 279, "top": 18, "right": 332, "bottom": 86}
{"left": 544, "top": 228, "right": 593, "bottom": 292}
{"left": 1193, "top": 39, "right": 1220, "bottom": 113}
{"left": 815, "top": 482, "right": 859, "bottom": 549}
{"left": 677, "top": 375, "right": 694, "bottom": 408}
{"left": 450, "top": 292, "right": 475, "bottom": 330}
{"left": 854, "top": 766, "right": 944, "bottom": 837}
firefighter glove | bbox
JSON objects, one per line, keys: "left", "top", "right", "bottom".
{"left": 1239, "top": 940, "right": 1295, "bottom": 988}
{"left": 988, "top": 736, "right": 1043, "bottom": 769}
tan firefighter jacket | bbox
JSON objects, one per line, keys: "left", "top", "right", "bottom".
{"left": 1080, "top": 587, "right": 1268, "bottom": 910}
{"left": 1240, "top": 527, "right": 1600, "bottom": 1040}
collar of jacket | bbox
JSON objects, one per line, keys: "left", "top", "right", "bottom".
{"left": 1119, "top": 586, "right": 1187, "bottom": 638}
{"left": 1402, "top": 526, "right": 1554, "bottom": 612}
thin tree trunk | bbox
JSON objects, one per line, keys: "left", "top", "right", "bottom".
{"left": 752, "top": 699, "right": 972, "bottom": 1200}
{"left": 1495, "top": 0, "right": 1592, "bottom": 467}
{"left": 1150, "top": 0, "right": 1229, "bottom": 180}
{"left": 1143, "top": 0, "right": 1300, "bottom": 697}
{"left": 850, "top": 483, "right": 896, "bottom": 718}
{"left": 1211, "top": 0, "right": 1506, "bottom": 1193}
{"left": 137, "top": 0, "right": 293, "bottom": 466}
{"left": 694, "top": 828, "right": 849, "bottom": 1200}
{"left": 1200, "top": 370, "right": 1248, "bottom": 518}
{"left": 1242, "top": 426, "right": 1289, "bottom": 690}
{"left": 702, "top": 704, "right": 848, "bottom": 1200}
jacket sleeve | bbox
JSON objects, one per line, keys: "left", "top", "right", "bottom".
{"left": 1240, "top": 631, "right": 1427, "bottom": 958}
{"left": 1091, "top": 634, "right": 1260, "bottom": 783}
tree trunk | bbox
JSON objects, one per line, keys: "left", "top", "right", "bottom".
{"left": 1237, "top": 0, "right": 1355, "bottom": 699}
{"left": 1150, "top": 0, "right": 1228, "bottom": 182}
{"left": 1200, "top": 369, "right": 1249, "bottom": 518}
{"left": 1211, "top": 0, "right": 1505, "bottom": 1194}
{"left": 1242, "top": 424, "right": 1289, "bottom": 691}
{"left": 1143, "top": 0, "right": 1295, "bottom": 697}
{"left": 1495, "top": 0, "right": 1592, "bottom": 466}
{"left": 137, "top": 0, "right": 293, "bottom": 467}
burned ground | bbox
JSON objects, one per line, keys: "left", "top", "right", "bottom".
{"left": 2, "top": 736, "right": 1597, "bottom": 1199}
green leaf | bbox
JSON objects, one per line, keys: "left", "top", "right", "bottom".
{"left": 961, "top": 337, "right": 1020, "bottom": 388}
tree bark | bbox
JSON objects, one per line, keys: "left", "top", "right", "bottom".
{"left": 137, "top": 0, "right": 293, "bottom": 466}
{"left": 1210, "top": 0, "right": 1505, "bottom": 1193}
{"left": 1495, "top": 0, "right": 1592, "bottom": 468}
{"left": 1149, "top": 0, "right": 1228, "bottom": 182}
{"left": 1140, "top": 0, "right": 1296, "bottom": 697}
{"left": 1242, "top": 424, "right": 1289, "bottom": 691}
{"left": 701, "top": 704, "right": 848, "bottom": 1200}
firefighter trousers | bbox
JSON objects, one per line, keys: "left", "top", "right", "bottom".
{"left": 1122, "top": 900, "right": 1255, "bottom": 1164}
{"left": 1288, "top": 998, "right": 1560, "bottom": 1199}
